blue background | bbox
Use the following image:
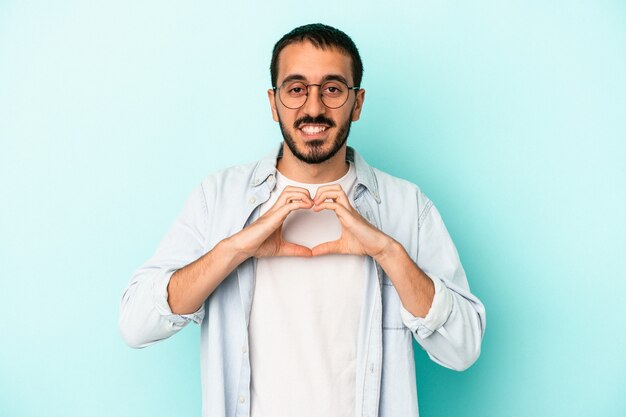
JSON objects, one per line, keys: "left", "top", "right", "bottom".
{"left": 1, "top": 1, "right": 624, "bottom": 416}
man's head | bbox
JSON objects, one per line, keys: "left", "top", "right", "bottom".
{"left": 268, "top": 24, "right": 365, "bottom": 165}
{"left": 270, "top": 24, "right": 364, "bottom": 90}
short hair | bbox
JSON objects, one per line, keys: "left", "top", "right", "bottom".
{"left": 270, "top": 23, "right": 363, "bottom": 88}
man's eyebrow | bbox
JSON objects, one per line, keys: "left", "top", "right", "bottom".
{"left": 279, "top": 73, "right": 351, "bottom": 85}
{"left": 321, "top": 74, "right": 350, "bottom": 85}
{"left": 280, "top": 74, "right": 307, "bottom": 84}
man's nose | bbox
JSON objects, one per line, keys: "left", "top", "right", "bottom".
{"left": 301, "top": 85, "right": 326, "bottom": 116}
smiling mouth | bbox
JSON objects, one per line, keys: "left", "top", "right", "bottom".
{"left": 299, "top": 124, "right": 329, "bottom": 135}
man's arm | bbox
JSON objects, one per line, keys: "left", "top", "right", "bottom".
{"left": 310, "top": 185, "right": 435, "bottom": 314}
{"left": 399, "top": 201, "right": 486, "bottom": 371}
{"left": 372, "top": 242, "right": 435, "bottom": 317}
{"left": 311, "top": 184, "right": 485, "bottom": 371}
{"left": 119, "top": 184, "right": 314, "bottom": 347}
{"left": 167, "top": 186, "right": 315, "bottom": 314}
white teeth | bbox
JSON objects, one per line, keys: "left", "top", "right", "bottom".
{"left": 301, "top": 125, "right": 327, "bottom": 134}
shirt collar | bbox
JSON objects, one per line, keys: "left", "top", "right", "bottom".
{"left": 250, "top": 142, "right": 381, "bottom": 203}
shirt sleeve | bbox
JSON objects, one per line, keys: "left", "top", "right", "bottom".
{"left": 404, "top": 197, "right": 487, "bottom": 371}
{"left": 399, "top": 274, "right": 454, "bottom": 339}
{"left": 119, "top": 184, "right": 208, "bottom": 348}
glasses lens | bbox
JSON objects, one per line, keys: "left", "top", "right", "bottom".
{"left": 320, "top": 81, "right": 349, "bottom": 109}
{"left": 279, "top": 81, "right": 307, "bottom": 109}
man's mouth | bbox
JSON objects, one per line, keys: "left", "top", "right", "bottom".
{"left": 299, "top": 124, "right": 329, "bottom": 135}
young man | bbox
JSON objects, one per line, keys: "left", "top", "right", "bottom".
{"left": 120, "top": 23, "right": 486, "bottom": 417}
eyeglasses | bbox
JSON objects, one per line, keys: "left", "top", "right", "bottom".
{"left": 273, "top": 79, "right": 360, "bottom": 109}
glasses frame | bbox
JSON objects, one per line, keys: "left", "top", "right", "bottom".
{"left": 272, "top": 80, "right": 360, "bottom": 110}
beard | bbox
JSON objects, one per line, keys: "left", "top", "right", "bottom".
{"left": 278, "top": 113, "right": 353, "bottom": 165}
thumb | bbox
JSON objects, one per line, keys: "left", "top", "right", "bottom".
{"left": 311, "top": 240, "right": 342, "bottom": 256}
{"left": 278, "top": 242, "right": 313, "bottom": 257}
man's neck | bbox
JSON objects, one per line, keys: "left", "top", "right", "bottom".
{"left": 276, "top": 144, "right": 350, "bottom": 184}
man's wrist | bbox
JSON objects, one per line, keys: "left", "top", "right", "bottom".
{"left": 219, "top": 235, "right": 253, "bottom": 266}
{"left": 371, "top": 236, "right": 403, "bottom": 264}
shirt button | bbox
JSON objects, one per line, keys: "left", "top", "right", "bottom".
{"left": 239, "top": 395, "right": 246, "bottom": 403}
{"left": 249, "top": 197, "right": 256, "bottom": 204}
{"left": 242, "top": 346, "right": 247, "bottom": 354}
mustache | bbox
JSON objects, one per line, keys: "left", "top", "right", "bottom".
{"left": 293, "top": 115, "right": 336, "bottom": 129}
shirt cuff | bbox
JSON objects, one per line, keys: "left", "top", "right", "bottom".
{"left": 152, "top": 268, "right": 205, "bottom": 325}
{"left": 399, "top": 274, "right": 453, "bottom": 339}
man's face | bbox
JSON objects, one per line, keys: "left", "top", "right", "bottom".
{"left": 268, "top": 41, "right": 365, "bottom": 164}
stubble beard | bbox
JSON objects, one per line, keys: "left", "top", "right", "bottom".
{"left": 278, "top": 114, "right": 353, "bottom": 165}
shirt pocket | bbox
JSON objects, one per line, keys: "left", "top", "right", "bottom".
{"left": 382, "top": 276, "right": 406, "bottom": 330}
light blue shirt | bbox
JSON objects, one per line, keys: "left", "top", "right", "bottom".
{"left": 119, "top": 144, "right": 486, "bottom": 417}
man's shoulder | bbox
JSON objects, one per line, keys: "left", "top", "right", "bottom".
{"left": 368, "top": 165, "right": 427, "bottom": 198}
{"left": 371, "top": 166, "right": 421, "bottom": 192}
{"left": 202, "top": 160, "right": 257, "bottom": 179}
{"left": 198, "top": 159, "right": 262, "bottom": 192}
{"left": 351, "top": 147, "right": 422, "bottom": 194}
{"left": 367, "top": 165, "right": 433, "bottom": 218}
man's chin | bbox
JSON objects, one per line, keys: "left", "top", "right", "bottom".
{"left": 301, "top": 139, "right": 326, "bottom": 150}
{"left": 286, "top": 141, "right": 337, "bottom": 165}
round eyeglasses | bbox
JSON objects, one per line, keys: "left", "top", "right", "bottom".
{"left": 273, "top": 79, "right": 360, "bottom": 109}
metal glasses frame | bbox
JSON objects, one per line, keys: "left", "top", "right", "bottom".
{"left": 272, "top": 80, "right": 360, "bottom": 109}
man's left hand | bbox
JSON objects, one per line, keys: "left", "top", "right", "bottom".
{"left": 311, "top": 184, "right": 435, "bottom": 317}
{"left": 310, "top": 184, "right": 394, "bottom": 259}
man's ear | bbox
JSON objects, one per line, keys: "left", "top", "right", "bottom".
{"left": 351, "top": 88, "right": 365, "bottom": 121}
{"left": 268, "top": 88, "right": 279, "bottom": 122}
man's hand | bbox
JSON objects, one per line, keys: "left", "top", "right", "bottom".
{"left": 228, "top": 186, "right": 314, "bottom": 259}
{"left": 167, "top": 186, "right": 314, "bottom": 315}
{"left": 310, "top": 184, "right": 394, "bottom": 259}
{"left": 310, "top": 184, "right": 435, "bottom": 317}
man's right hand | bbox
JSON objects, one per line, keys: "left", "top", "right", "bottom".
{"left": 167, "top": 186, "right": 314, "bottom": 315}
{"left": 227, "top": 186, "right": 314, "bottom": 259}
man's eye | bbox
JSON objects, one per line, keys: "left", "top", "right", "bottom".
{"left": 323, "top": 85, "right": 343, "bottom": 96}
{"left": 287, "top": 86, "right": 306, "bottom": 96}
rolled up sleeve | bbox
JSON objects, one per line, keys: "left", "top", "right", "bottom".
{"left": 407, "top": 197, "right": 487, "bottom": 371}
{"left": 119, "top": 184, "right": 209, "bottom": 348}
{"left": 399, "top": 274, "right": 453, "bottom": 339}
{"left": 152, "top": 268, "right": 205, "bottom": 325}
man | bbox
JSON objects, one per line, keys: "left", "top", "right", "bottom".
{"left": 119, "top": 23, "right": 486, "bottom": 417}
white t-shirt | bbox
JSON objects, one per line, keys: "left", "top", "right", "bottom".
{"left": 249, "top": 162, "right": 366, "bottom": 417}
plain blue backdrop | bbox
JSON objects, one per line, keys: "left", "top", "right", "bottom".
{"left": 1, "top": 1, "right": 624, "bottom": 416}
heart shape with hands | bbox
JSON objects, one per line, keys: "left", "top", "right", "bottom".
{"left": 235, "top": 184, "right": 392, "bottom": 259}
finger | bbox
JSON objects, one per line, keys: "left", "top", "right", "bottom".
{"left": 266, "top": 192, "right": 313, "bottom": 217}
{"left": 279, "top": 190, "right": 313, "bottom": 202}
{"left": 280, "top": 186, "right": 312, "bottom": 200}
{"left": 277, "top": 242, "right": 313, "bottom": 257}
{"left": 259, "top": 199, "right": 312, "bottom": 233}
{"left": 274, "top": 199, "right": 314, "bottom": 220}
{"left": 313, "top": 184, "right": 343, "bottom": 199}
{"left": 314, "top": 184, "right": 342, "bottom": 194}
{"left": 314, "top": 189, "right": 350, "bottom": 208}
{"left": 283, "top": 185, "right": 312, "bottom": 194}
{"left": 275, "top": 190, "right": 314, "bottom": 206}
{"left": 311, "top": 201, "right": 353, "bottom": 221}
{"left": 311, "top": 239, "right": 343, "bottom": 256}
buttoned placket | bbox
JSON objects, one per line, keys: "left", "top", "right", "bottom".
{"left": 352, "top": 185, "right": 384, "bottom": 417}
{"left": 235, "top": 173, "right": 275, "bottom": 417}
